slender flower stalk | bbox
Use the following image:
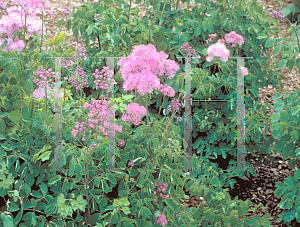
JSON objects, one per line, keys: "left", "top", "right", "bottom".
{"left": 40, "top": 11, "right": 43, "bottom": 52}
{"left": 273, "top": 11, "right": 300, "bottom": 53}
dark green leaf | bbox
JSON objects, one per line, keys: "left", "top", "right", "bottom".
{"left": 3, "top": 215, "right": 14, "bottom": 227}
{"left": 40, "top": 182, "right": 48, "bottom": 197}
{"left": 65, "top": 19, "right": 72, "bottom": 30}
{"left": 49, "top": 175, "right": 61, "bottom": 185}
{"left": 7, "top": 202, "right": 19, "bottom": 212}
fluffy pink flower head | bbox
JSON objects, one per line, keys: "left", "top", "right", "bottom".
{"left": 117, "top": 44, "right": 179, "bottom": 96}
{"left": 0, "top": 0, "right": 6, "bottom": 9}
{"left": 240, "top": 66, "right": 248, "bottom": 76}
{"left": 225, "top": 31, "right": 244, "bottom": 47}
{"left": 121, "top": 103, "right": 146, "bottom": 125}
{"left": 156, "top": 213, "right": 167, "bottom": 226}
{"left": 206, "top": 42, "right": 230, "bottom": 63}
{"left": 12, "top": 0, "right": 51, "bottom": 14}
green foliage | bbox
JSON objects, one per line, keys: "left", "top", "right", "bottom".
{"left": 0, "top": 0, "right": 297, "bottom": 226}
{"left": 270, "top": 90, "right": 300, "bottom": 165}
{"left": 274, "top": 169, "right": 300, "bottom": 224}
{"left": 281, "top": 3, "right": 300, "bottom": 23}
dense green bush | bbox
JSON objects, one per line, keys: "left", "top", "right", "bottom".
{"left": 0, "top": 0, "right": 299, "bottom": 226}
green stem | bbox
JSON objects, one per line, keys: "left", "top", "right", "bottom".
{"left": 148, "top": 15, "right": 151, "bottom": 44}
{"left": 85, "top": 160, "right": 92, "bottom": 226}
{"left": 162, "top": 0, "right": 168, "bottom": 13}
{"left": 45, "top": 84, "right": 48, "bottom": 127}
{"left": 134, "top": 87, "right": 136, "bottom": 103}
{"left": 145, "top": 95, "right": 152, "bottom": 159}
{"left": 149, "top": 93, "right": 166, "bottom": 126}
{"left": 282, "top": 17, "right": 300, "bottom": 53}
{"left": 21, "top": 11, "right": 29, "bottom": 63}
{"left": 40, "top": 11, "right": 44, "bottom": 53}
{"left": 108, "top": 210, "right": 115, "bottom": 227}
{"left": 20, "top": 91, "right": 22, "bottom": 114}
{"left": 128, "top": 0, "right": 132, "bottom": 22}
{"left": 31, "top": 98, "right": 34, "bottom": 118}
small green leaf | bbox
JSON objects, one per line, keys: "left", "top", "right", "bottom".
{"left": 270, "top": 112, "right": 280, "bottom": 123}
{"left": 294, "top": 169, "right": 300, "bottom": 181}
{"left": 106, "top": 173, "right": 117, "bottom": 185}
{"left": 265, "top": 37, "right": 275, "bottom": 48}
{"left": 57, "top": 19, "right": 64, "bottom": 28}
{"left": 31, "top": 191, "right": 43, "bottom": 198}
{"left": 8, "top": 110, "right": 22, "bottom": 125}
{"left": 274, "top": 187, "right": 286, "bottom": 197}
{"left": 194, "top": 27, "right": 201, "bottom": 37}
{"left": 7, "top": 202, "right": 19, "bottom": 212}
{"left": 295, "top": 147, "right": 300, "bottom": 157}
{"left": 291, "top": 130, "right": 300, "bottom": 142}
{"left": 291, "top": 105, "right": 300, "bottom": 115}
{"left": 284, "top": 176, "right": 294, "bottom": 188}
{"left": 211, "top": 177, "right": 222, "bottom": 187}
{"left": 273, "top": 99, "right": 284, "bottom": 112}
{"left": 40, "top": 183, "right": 48, "bottom": 197}
{"left": 3, "top": 215, "right": 14, "bottom": 227}
{"left": 73, "top": 26, "right": 79, "bottom": 39}
{"left": 278, "top": 59, "right": 288, "bottom": 70}
{"left": 287, "top": 57, "right": 296, "bottom": 70}
{"left": 3, "top": 39, "right": 8, "bottom": 49}
{"left": 65, "top": 19, "right": 72, "bottom": 30}
{"left": 273, "top": 93, "right": 283, "bottom": 101}
{"left": 49, "top": 175, "right": 61, "bottom": 185}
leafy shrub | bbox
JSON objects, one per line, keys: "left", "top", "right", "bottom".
{"left": 274, "top": 169, "right": 300, "bottom": 224}
{"left": 0, "top": 0, "right": 296, "bottom": 226}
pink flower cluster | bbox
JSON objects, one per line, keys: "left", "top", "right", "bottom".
{"left": 61, "top": 5, "right": 71, "bottom": 15}
{"left": 94, "top": 14, "right": 105, "bottom": 22}
{"left": 240, "top": 66, "right": 248, "bottom": 76}
{"left": 181, "top": 42, "right": 196, "bottom": 57}
{"left": 207, "top": 33, "right": 217, "bottom": 42}
{"left": 153, "top": 180, "right": 170, "bottom": 202}
{"left": 33, "top": 66, "right": 56, "bottom": 89}
{"left": 224, "top": 31, "right": 244, "bottom": 47}
{"left": 0, "top": 1, "right": 50, "bottom": 52}
{"left": 206, "top": 41, "right": 230, "bottom": 63}
{"left": 32, "top": 85, "right": 63, "bottom": 101}
{"left": 117, "top": 44, "right": 180, "bottom": 96}
{"left": 92, "top": 66, "right": 115, "bottom": 90}
{"left": 71, "top": 99, "right": 122, "bottom": 146}
{"left": 0, "top": 0, "right": 6, "bottom": 9}
{"left": 205, "top": 31, "right": 244, "bottom": 63}
{"left": 127, "top": 160, "right": 134, "bottom": 167}
{"left": 158, "top": 84, "right": 175, "bottom": 97}
{"left": 59, "top": 46, "right": 89, "bottom": 90}
{"left": 121, "top": 103, "right": 146, "bottom": 126}
{"left": 167, "top": 98, "right": 184, "bottom": 112}
{"left": 32, "top": 66, "right": 64, "bottom": 101}
{"left": 118, "top": 139, "right": 125, "bottom": 147}
{"left": 155, "top": 213, "right": 167, "bottom": 226}
{"left": 68, "top": 66, "right": 89, "bottom": 90}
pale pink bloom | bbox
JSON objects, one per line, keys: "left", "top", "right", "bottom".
{"left": 207, "top": 42, "right": 230, "bottom": 63}
{"left": 46, "top": 9, "right": 53, "bottom": 16}
{"left": 156, "top": 213, "right": 167, "bottom": 226}
{"left": 240, "top": 66, "right": 248, "bottom": 76}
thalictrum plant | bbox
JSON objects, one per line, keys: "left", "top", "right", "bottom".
{"left": 28, "top": 30, "right": 248, "bottom": 224}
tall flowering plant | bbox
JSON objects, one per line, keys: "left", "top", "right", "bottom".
{"left": 29, "top": 30, "right": 249, "bottom": 224}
